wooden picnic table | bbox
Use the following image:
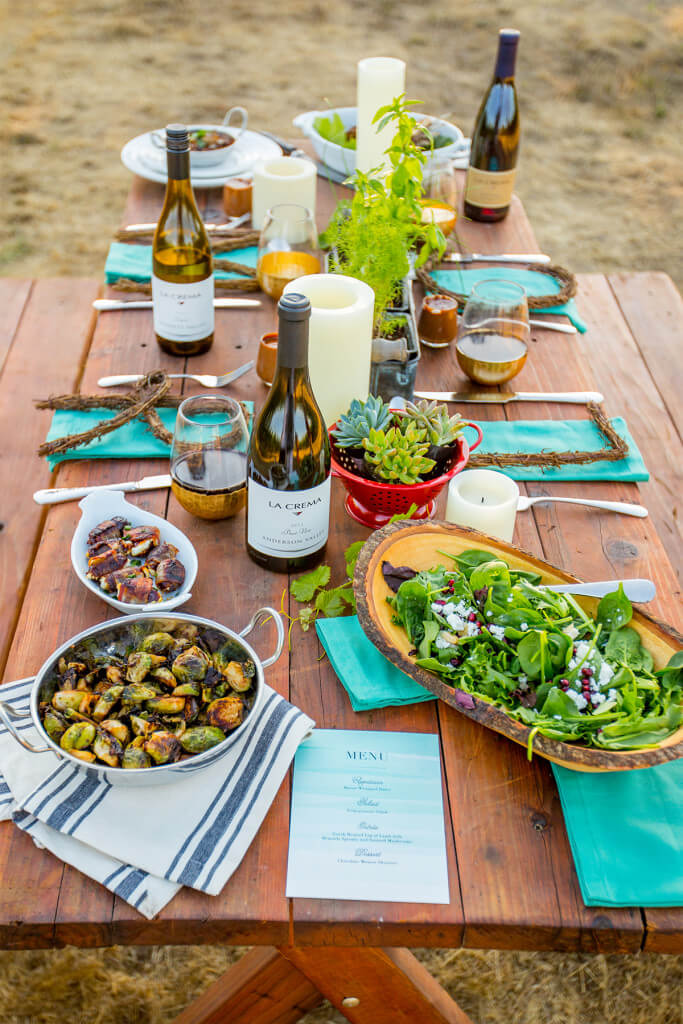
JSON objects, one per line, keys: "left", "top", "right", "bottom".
{"left": 0, "top": 152, "right": 682, "bottom": 1024}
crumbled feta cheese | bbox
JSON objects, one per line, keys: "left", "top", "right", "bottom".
{"left": 553, "top": 714, "right": 562, "bottom": 720}
{"left": 441, "top": 602, "right": 456, "bottom": 616}
{"left": 591, "top": 692, "right": 606, "bottom": 707}
{"left": 488, "top": 624, "right": 506, "bottom": 641}
{"left": 435, "top": 634, "right": 454, "bottom": 650}
{"left": 430, "top": 602, "right": 445, "bottom": 615}
{"left": 566, "top": 689, "right": 588, "bottom": 711}
{"left": 564, "top": 624, "right": 579, "bottom": 640}
{"left": 598, "top": 662, "right": 614, "bottom": 687}
{"left": 446, "top": 613, "right": 466, "bottom": 632}
{"left": 486, "top": 610, "right": 493, "bottom": 618}
{"left": 453, "top": 600, "right": 472, "bottom": 618}
{"left": 608, "top": 688, "right": 618, "bottom": 702}
{"left": 465, "top": 621, "right": 480, "bottom": 636}
{"left": 519, "top": 622, "right": 528, "bottom": 631}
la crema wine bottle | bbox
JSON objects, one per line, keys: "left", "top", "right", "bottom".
{"left": 464, "top": 29, "right": 521, "bottom": 223}
{"left": 246, "top": 292, "right": 331, "bottom": 573}
{"left": 152, "top": 124, "right": 214, "bottom": 356}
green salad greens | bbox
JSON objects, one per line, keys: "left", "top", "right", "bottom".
{"left": 386, "top": 549, "right": 682, "bottom": 755}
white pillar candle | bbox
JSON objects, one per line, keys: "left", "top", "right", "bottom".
{"left": 282, "top": 274, "right": 375, "bottom": 427}
{"left": 445, "top": 469, "right": 519, "bottom": 543}
{"left": 356, "top": 57, "right": 406, "bottom": 177}
{"left": 251, "top": 156, "right": 317, "bottom": 230}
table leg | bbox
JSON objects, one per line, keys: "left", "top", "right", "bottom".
{"left": 171, "top": 946, "right": 323, "bottom": 1024}
{"left": 278, "top": 946, "right": 476, "bottom": 1024}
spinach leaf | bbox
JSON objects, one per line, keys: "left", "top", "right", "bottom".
{"left": 470, "top": 559, "right": 512, "bottom": 592}
{"left": 605, "top": 626, "right": 654, "bottom": 673}
{"left": 453, "top": 549, "right": 495, "bottom": 578}
{"left": 394, "top": 580, "right": 430, "bottom": 644}
{"left": 510, "top": 568, "right": 543, "bottom": 586}
{"left": 597, "top": 583, "right": 632, "bottom": 631}
{"left": 418, "top": 620, "right": 440, "bottom": 661}
{"left": 656, "top": 650, "right": 683, "bottom": 692}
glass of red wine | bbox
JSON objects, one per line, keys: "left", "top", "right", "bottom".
{"left": 455, "top": 279, "right": 530, "bottom": 385}
{"left": 171, "top": 396, "right": 249, "bottom": 519}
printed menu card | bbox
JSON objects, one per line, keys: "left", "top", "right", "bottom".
{"left": 286, "top": 729, "right": 449, "bottom": 904}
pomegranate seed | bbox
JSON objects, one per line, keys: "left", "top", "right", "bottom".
{"left": 468, "top": 612, "right": 477, "bottom": 622}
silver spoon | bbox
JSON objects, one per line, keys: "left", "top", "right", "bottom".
{"left": 97, "top": 360, "right": 254, "bottom": 389}
{"left": 517, "top": 495, "right": 647, "bottom": 518}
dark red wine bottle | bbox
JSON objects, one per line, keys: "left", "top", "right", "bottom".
{"left": 463, "top": 29, "right": 520, "bottom": 223}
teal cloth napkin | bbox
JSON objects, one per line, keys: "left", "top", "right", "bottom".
{"left": 104, "top": 242, "right": 258, "bottom": 284}
{"left": 431, "top": 266, "right": 587, "bottom": 333}
{"left": 552, "top": 761, "right": 683, "bottom": 907}
{"left": 464, "top": 418, "right": 648, "bottom": 482}
{"left": 44, "top": 405, "right": 253, "bottom": 469}
{"left": 315, "top": 615, "right": 436, "bottom": 711}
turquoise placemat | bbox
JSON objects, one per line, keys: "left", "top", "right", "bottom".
{"left": 464, "top": 418, "right": 648, "bottom": 482}
{"left": 553, "top": 760, "right": 683, "bottom": 907}
{"left": 105, "top": 242, "right": 258, "bottom": 284}
{"left": 44, "top": 404, "right": 253, "bottom": 469}
{"left": 431, "top": 266, "right": 587, "bottom": 332}
{"left": 316, "top": 615, "right": 436, "bottom": 711}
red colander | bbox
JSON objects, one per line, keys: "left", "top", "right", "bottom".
{"left": 329, "top": 422, "right": 483, "bottom": 529}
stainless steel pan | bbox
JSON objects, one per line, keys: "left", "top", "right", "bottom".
{"left": 0, "top": 609, "right": 285, "bottom": 787}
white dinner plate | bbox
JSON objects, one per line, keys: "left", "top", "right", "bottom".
{"left": 121, "top": 129, "right": 282, "bottom": 188}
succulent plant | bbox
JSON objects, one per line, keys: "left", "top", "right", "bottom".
{"left": 362, "top": 424, "right": 436, "bottom": 484}
{"left": 332, "top": 395, "right": 393, "bottom": 448}
{"left": 403, "top": 399, "right": 465, "bottom": 446}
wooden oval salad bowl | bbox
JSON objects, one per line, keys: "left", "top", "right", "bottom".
{"left": 354, "top": 520, "right": 683, "bottom": 772}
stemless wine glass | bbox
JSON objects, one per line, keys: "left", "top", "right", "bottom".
{"left": 256, "top": 203, "right": 321, "bottom": 301}
{"left": 170, "top": 395, "right": 249, "bottom": 520}
{"left": 455, "top": 279, "right": 530, "bottom": 385}
{"left": 422, "top": 156, "right": 458, "bottom": 237}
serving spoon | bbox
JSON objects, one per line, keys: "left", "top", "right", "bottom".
{"left": 517, "top": 495, "right": 647, "bottom": 518}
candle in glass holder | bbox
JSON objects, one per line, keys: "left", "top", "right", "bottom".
{"left": 356, "top": 57, "right": 406, "bottom": 177}
{"left": 445, "top": 469, "right": 519, "bottom": 542}
{"left": 282, "top": 273, "right": 374, "bottom": 426}
{"left": 252, "top": 156, "right": 317, "bottom": 230}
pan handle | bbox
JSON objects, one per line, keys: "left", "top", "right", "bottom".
{"left": 238, "top": 607, "right": 286, "bottom": 669}
{"left": 0, "top": 682, "right": 51, "bottom": 754}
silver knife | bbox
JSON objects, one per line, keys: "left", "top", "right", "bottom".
{"left": 33, "top": 474, "right": 172, "bottom": 506}
{"left": 414, "top": 390, "right": 604, "bottom": 404}
{"left": 119, "top": 212, "right": 251, "bottom": 233}
{"left": 93, "top": 297, "right": 261, "bottom": 311}
{"left": 442, "top": 252, "right": 551, "bottom": 264}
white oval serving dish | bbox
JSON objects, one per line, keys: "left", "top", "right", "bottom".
{"left": 71, "top": 490, "right": 198, "bottom": 614}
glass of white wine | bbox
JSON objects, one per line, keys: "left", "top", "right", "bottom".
{"left": 256, "top": 204, "right": 321, "bottom": 301}
{"left": 171, "top": 396, "right": 249, "bottom": 520}
{"left": 455, "top": 279, "right": 530, "bottom": 385}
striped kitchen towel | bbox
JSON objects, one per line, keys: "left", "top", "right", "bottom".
{"left": 0, "top": 677, "right": 313, "bottom": 919}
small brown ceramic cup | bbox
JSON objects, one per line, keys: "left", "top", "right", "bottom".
{"left": 418, "top": 293, "right": 459, "bottom": 349}
{"left": 223, "top": 177, "right": 253, "bottom": 218}
{"left": 256, "top": 331, "right": 278, "bottom": 386}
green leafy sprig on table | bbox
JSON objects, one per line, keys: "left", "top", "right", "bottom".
{"left": 285, "top": 506, "right": 419, "bottom": 641}
{"left": 387, "top": 550, "right": 682, "bottom": 756}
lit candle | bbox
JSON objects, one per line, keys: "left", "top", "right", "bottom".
{"left": 445, "top": 469, "right": 519, "bottom": 542}
{"left": 282, "top": 274, "right": 375, "bottom": 427}
{"left": 251, "top": 156, "right": 317, "bottom": 230}
{"left": 356, "top": 57, "right": 406, "bottom": 177}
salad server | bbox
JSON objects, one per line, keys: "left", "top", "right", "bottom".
{"left": 518, "top": 495, "right": 647, "bottom": 518}
{"left": 34, "top": 474, "right": 172, "bottom": 506}
{"left": 544, "top": 579, "right": 656, "bottom": 602}
{"left": 414, "top": 390, "right": 604, "bottom": 404}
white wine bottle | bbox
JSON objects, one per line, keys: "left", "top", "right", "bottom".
{"left": 464, "top": 29, "right": 521, "bottom": 223}
{"left": 152, "top": 124, "right": 214, "bottom": 356}
{"left": 247, "top": 293, "right": 331, "bottom": 573}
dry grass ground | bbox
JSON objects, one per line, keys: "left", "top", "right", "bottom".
{"left": 1, "top": 1, "right": 682, "bottom": 1021}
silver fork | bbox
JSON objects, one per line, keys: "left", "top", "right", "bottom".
{"left": 97, "top": 360, "right": 255, "bottom": 389}
{"left": 517, "top": 495, "right": 648, "bottom": 517}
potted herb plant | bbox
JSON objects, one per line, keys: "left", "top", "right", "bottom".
{"left": 329, "top": 396, "right": 482, "bottom": 528}
{"left": 321, "top": 97, "right": 447, "bottom": 401}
